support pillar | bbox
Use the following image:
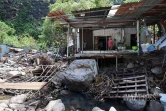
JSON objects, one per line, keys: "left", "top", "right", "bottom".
{"left": 82, "top": 25, "right": 84, "bottom": 53}
{"left": 67, "top": 23, "right": 70, "bottom": 57}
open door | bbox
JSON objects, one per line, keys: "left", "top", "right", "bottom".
{"left": 130, "top": 34, "right": 137, "bottom": 48}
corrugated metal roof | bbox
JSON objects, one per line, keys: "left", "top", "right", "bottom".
{"left": 45, "top": 0, "right": 166, "bottom": 28}
{"left": 115, "top": 2, "right": 144, "bottom": 15}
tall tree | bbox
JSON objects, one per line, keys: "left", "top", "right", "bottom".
{"left": 40, "top": 0, "right": 113, "bottom": 48}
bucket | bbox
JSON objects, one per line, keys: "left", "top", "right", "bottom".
{"left": 132, "top": 46, "right": 137, "bottom": 50}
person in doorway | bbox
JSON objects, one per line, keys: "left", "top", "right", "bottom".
{"left": 108, "top": 36, "right": 114, "bottom": 50}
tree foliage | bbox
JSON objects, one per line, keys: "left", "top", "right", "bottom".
{"left": 124, "top": 0, "right": 140, "bottom": 3}
{"left": 0, "top": 21, "right": 15, "bottom": 43}
{"left": 39, "top": 19, "right": 66, "bottom": 48}
{"left": 50, "top": 0, "right": 113, "bottom": 12}
{"left": 0, "top": 20, "right": 38, "bottom": 49}
{"left": 40, "top": 0, "right": 113, "bottom": 48}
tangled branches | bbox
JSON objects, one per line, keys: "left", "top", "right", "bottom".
{"left": 86, "top": 72, "right": 116, "bottom": 102}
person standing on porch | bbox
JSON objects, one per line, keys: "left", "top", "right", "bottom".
{"left": 108, "top": 36, "right": 114, "bottom": 50}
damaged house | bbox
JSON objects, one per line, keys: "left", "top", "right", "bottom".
{"left": 1, "top": 0, "right": 166, "bottom": 111}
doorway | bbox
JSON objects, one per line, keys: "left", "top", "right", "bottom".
{"left": 130, "top": 34, "right": 137, "bottom": 48}
{"left": 98, "top": 37, "right": 106, "bottom": 50}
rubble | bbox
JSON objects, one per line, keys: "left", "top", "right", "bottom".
{"left": 0, "top": 47, "right": 166, "bottom": 110}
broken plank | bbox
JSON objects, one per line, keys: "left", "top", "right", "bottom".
{"left": 0, "top": 82, "right": 47, "bottom": 90}
{"left": 112, "top": 84, "right": 146, "bottom": 89}
{"left": 118, "top": 79, "right": 146, "bottom": 84}
{"left": 109, "top": 89, "right": 147, "bottom": 93}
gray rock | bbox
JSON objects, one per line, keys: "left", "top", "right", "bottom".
{"left": 125, "top": 99, "right": 146, "bottom": 111}
{"left": 92, "top": 107, "right": 105, "bottom": 111}
{"left": 60, "top": 90, "right": 74, "bottom": 95}
{"left": 26, "top": 106, "right": 36, "bottom": 111}
{"left": 127, "top": 63, "right": 134, "bottom": 69}
{"left": 0, "top": 103, "right": 8, "bottom": 110}
{"left": 109, "top": 107, "right": 117, "bottom": 111}
{"left": 10, "top": 94, "right": 28, "bottom": 104}
{"left": 9, "top": 104, "right": 26, "bottom": 111}
{"left": 4, "top": 108, "right": 13, "bottom": 111}
{"left": 8, "top": 71, "right": 21, "bottom": 76}
{"left": 45, "top": 99, "right": 65, "bottom": 111}
{"left": 56, "top": 59, "right": 98, "bottom": 91}
{"left": 146, "top": 100, "right": 164, "bottom": 111}
{"left": 0, "top": 107, "right": 5, "bottom": 111}
{"left": 151, "top": 67, "right": 162, "bottom": 75}
{"left": 0, "top": 100, "right": 9, "bottom": 105}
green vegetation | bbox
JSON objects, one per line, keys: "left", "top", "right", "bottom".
{"left": 0, "top": 21, "right": 15, "bottom": 43}
{"left": 0, "top": 20, "right": 38, "bottom": 49}
{"left": 124, "top": 0, "right": 140, "bottom": 3}
{"left": 40, "top": 0, "right": 113, "bottom": 48}
{"left": 0, "top": 0, "right": 141, "bottom": 50}
{"left": 50, "top": 0, "right": 113, "bottom": 12}
{"left": 39, "top": 19, "right": 66, "bottom": 48}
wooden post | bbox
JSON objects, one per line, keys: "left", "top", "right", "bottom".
{"left": 153, "top": 24, "right": 155, "bottom": 44}
{"left": 67, "top": 23, "right": 70, "bottom": 57}
{"left": 82, "top": 25, "right": 84, "bottom": 53}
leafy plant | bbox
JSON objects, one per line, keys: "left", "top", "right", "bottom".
{"left": 19, "top": 33, "right": 39, "bottom": 49}
{"left": 0, "top": 21, "right": 15, "bottom": 43}
{"left": 124, "top": 0, "right": 140, "bottom": 3}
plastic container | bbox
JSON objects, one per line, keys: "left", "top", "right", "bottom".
{"left": 159, "top": 93, "right": 166, "bottom": 111}
{"left": 147, "top": 45, "right": 155, "bottom": 52}
{"left": 0, "top": 44, "right": 9, "bottom": 58}
{"left": 141, "top": 43, "right": 150, "bottom": 52}
{"left": 132, "top": 46, "right": 137, "bottom": 50}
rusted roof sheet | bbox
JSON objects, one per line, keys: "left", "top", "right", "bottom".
{"left": 115, "top": 2, "right": 144, "bottom": 15}
{"left": 47, "top": 11, "right": 69, "bottom": 20}
{"left": 143, "top": 0, "right": 166, "bottom": 17}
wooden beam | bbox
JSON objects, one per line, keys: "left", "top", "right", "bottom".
{"left": 0, "top": 82, "right": 47, "bottom": 90}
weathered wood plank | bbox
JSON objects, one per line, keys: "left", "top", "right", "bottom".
{"left": 0, "top": 82, "right": 47, "bottom": 90}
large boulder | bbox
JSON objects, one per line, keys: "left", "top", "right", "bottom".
{"left": 125, "top": 99, "right": 146, "bottom": 111}
{"left": 56, "top": 59, "right": 98, "bottom": 91}
{"left": 146, "top": 100, "right": 164, "bottom": 111}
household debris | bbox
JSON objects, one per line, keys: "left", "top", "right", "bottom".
{"left": 0, "top": 47, "right": 166, "bottom": 110}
